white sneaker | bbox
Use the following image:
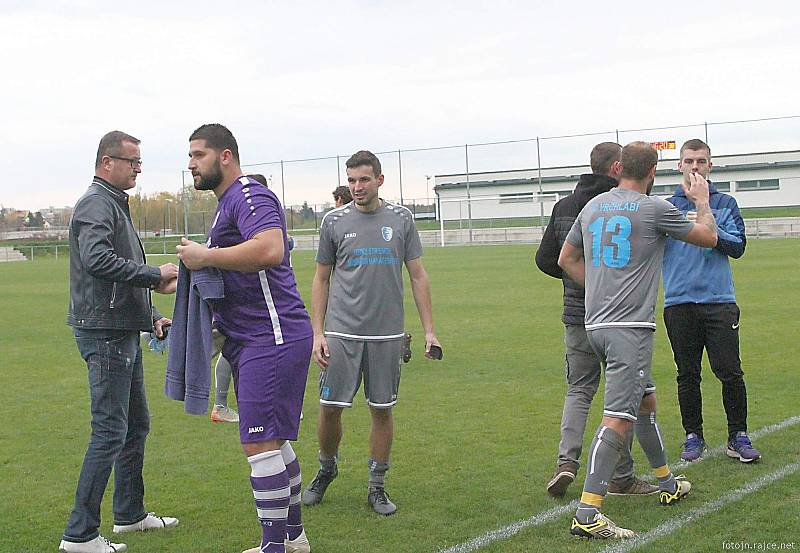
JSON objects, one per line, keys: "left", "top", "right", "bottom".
{"left": 210, "top": 405, "right": 239, "bottom": 423}
{"left": 242, "top": 530, "right": 311, "bottom": 553}
{"left": 59, "top": 535, "right": 127, "bottom": 553}
{"left": 112, "top": 512, "right": 179, "bottom": 534}
{"left": 286, "top": 529, "right": 311, "bottom": 553}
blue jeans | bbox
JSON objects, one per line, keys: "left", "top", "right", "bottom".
{"left": 63, "top": 329, "right": 150, "bottom": 543}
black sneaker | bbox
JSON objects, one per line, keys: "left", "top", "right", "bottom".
{"left": 301, "top": 465, "right": 337, "bottom": 506}
{"left": 368, "top": 486, "right": 397, "bottom": 516}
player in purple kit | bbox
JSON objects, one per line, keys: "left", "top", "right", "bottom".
{"left": 176, "top": 124, "right": 312, "bottom": 553}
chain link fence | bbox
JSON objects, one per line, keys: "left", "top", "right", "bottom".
{"left": 166, "top": 116, "right": 800, "bottom": 237}
{"left": 3, "top": 116, "right": 799, "bottom": 255}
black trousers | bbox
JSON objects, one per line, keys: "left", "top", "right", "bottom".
{"left": 663, "top": 303, "right": 748, "bottom": 440}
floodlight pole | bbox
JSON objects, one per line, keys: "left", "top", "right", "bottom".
{"left": 336, "top": 155, "right": 341, "bottom": 186}
{"left": 425, "top": 175, "right": 431, "bottom": 205}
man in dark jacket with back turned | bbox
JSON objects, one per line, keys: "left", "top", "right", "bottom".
{"left": 60, "top": 131, "right": 179, "bottom": 553}
{"left": 536, "top": 142, "right": 657, "bottom": 498}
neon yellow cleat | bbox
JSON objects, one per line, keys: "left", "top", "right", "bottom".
{"left": 570, "top": 512, "right": 635, "bottom": 539}
{"left": 660, "top": 477, "right": 692, "bottom": 506}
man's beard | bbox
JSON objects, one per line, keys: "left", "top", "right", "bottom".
{"left": 194, "top": 162, "right": 223, "bottom": 191}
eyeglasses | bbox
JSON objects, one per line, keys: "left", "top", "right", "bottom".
{"left": 108, "top": 155, "right": 143, "bottom": 169}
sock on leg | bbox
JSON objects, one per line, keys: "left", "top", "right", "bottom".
{"left": 576, "top": 425, "right": 625, "bottom": 524}
{"left": 319, "top": 451, "right": 337, "bottom": 474}
{"left": 249, "top": 450, "right": 289, "bottom": 553}
{"left": 214, "top": 355, "right": 233, "bottom": 407}
{"left": 368, "top": 458, "right": 390, "bottom": 490}
{"left": 635, "top": 411, "right": 676, "bottom": 493}
{"left": 280, "top": 442, "right": 303, "bottom": 541}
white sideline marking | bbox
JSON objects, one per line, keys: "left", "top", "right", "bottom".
{"left": 642, "top": 414, "right": 800, "bottom": 480}
{"left": 438, "top": 502, "right": 578, "bottom": 553}
{"left": 437, "top": 415, "right": 800, "bottom": 553}
{"left": 600, "top": 461, "right": 800, "bottom": 553}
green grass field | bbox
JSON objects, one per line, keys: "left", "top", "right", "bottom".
{"left": 1, "top": 240, "right": 799, "bottom": 552}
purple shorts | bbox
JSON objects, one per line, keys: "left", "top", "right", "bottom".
{"left": 223, "top": 336, "right": 312, "bottom": 444}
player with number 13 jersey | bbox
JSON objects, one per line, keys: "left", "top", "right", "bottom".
{"left": 567, "top": 188, "right": 693, "bottom": 331}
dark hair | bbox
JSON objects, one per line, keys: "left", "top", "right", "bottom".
{"left": 95, "top": 131, "right": 140, "bottom": 169}
{"left": 680, "top": 138, "right": 711, "bottom": 158}
{"left": 590, "top": 142, "right": 622, "bottom": 174}
{"left": 248, "top": 174, "right": 269, "bottom": 187}
{"left": 189, "top": 123, "right": 240, "bottom": 163}
{"left": 345, "top": 150, "right": 381, "bottom": 177}
{"left": 332, "top": 185, "right": 352, "bottom": 203}
{"left": 620, "top": 141, "right": 658, "bottom": 180}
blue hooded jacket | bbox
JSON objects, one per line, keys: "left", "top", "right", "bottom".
{"left": 662, "top": 182, "right": 746, "bottom": 307}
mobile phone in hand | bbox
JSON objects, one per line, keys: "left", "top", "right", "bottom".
{"left": 427, "top": 345, "right": 443, "bottom": 360}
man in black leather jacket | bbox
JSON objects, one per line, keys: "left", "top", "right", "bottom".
{"left": 535, "top": 142, "right": 658, "bottom": 498}
{"left": 59, "top": 131, "right": 179, "bottom": 553}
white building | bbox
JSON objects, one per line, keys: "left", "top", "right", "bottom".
{"left": 433, "top": 149, "right": 800, "bottom": 221}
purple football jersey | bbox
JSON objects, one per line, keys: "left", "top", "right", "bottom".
{"left": 207, "top": 176, "right": 311, "bottom": 346}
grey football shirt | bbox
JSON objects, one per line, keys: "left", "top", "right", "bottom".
{"left": 565, "top": 187, "right": 693, "bottom": 330}
{"left": 316, "top": 200, "right": 423, "bottom": 340}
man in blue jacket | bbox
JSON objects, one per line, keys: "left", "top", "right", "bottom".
{"left": 662, "top": 139, "right": 761, "bottom": 463}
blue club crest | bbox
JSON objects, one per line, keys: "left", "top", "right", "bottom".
{"left": 381, "top": 226, "right": 393, "bottom": 241}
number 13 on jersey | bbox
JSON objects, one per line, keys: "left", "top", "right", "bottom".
{"left": 588, "top": 216, "right": 632, "bottom": 268}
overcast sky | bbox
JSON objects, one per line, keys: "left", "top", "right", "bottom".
{"left": 2, "top": 0, "right": 799, "bottom": 211}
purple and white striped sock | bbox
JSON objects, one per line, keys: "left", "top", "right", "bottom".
{"left": 280, "top": 441, "right": 304, "bottom": 541}
{"left": 248, "top": 450, "right": 289, "bottom": 553}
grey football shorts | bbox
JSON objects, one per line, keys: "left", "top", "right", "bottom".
{"left": 319, "top": 336, "right": 402, "bottom": 409}
{"left": 586, "top": 327, "right": 656, "bottom": 422}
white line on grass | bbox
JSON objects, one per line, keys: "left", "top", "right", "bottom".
{"left": 600, "top": 461, "right": 800, "bottom": 553}
{"left": 644, "top": 414, "right": 800, "bottom": 478}
{"left": 437, "top": 415, "right": 800, "bottom": 553}
{"left": 438, "top": 502, "right": 578, "bottom": 553}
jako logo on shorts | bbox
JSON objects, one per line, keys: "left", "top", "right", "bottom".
{"left": 381, "top": 226, "right": 393, "bottom": 241}
{"left": 248, "top": 426, "right": 264, "bottom": 434}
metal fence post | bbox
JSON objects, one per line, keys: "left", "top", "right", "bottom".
{"left": 465, "top": 144, "right": 472, "bottom": 243}
{"left": 536, "top": 137, "right": 545, "bottom": 230}
{"left": 398, "top": 150, "right": 404, "bottom": 205}
{"left": 280, "top": 160, "right": 286, "bottom": 218}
